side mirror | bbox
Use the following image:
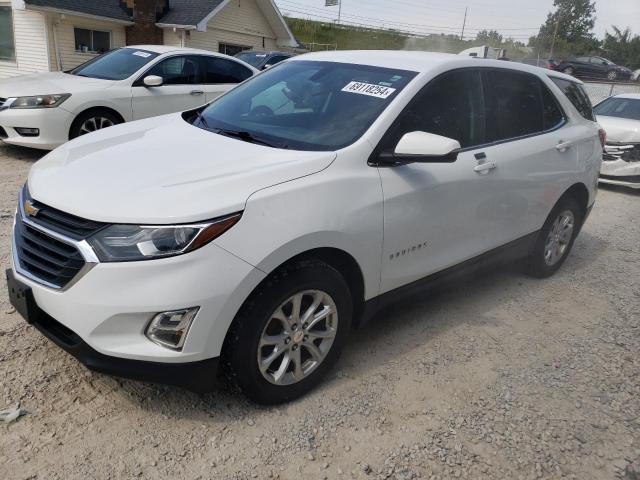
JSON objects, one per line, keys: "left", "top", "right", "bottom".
{"left": 143, "top": 75, "right": 163, "bottom": 87}
{"left": 262, "top": 64, "right": 273, "bottom": 70}
{"left": 377, "top": 131, "right": 461, "bottom": 166}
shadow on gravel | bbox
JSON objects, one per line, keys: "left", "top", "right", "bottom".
{"left": 0, "top": 144, "right": 46, "bottom": 163}
{"left": 106, "top": 234, "right": 603, "bottom": 417}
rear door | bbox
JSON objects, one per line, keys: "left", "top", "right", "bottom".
{"left": 131, "top": 55, "right": 205, "bottom": 120}
{"left": 478, "top": 69, "right": 579, "bottom": 240}
{"left": 201, "top": 56, "right": 254, "bottom": 104}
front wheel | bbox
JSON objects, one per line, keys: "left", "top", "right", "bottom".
{"left": 607, "top": 70, "right": 618, "bottom": 81}
{"left": 526, "top": 196, "right": 583, "bottom": 278}
{"left": 70, "top": 110, "right": 121, "bottom": 139}
{"left": 223, "top": 260, "right": 352, "bottom": 404}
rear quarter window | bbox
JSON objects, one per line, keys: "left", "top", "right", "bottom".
{"left": 550, "top": 77, "right": 595, "bottom": 121}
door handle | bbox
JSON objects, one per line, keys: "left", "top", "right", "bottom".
{"left": 474, "top": 161, "right": 497, "bottom": 174}
{"left": 556, "top": 140, "right": 574, "bottom": 152}
{"left": 190, "top": 90, "right": 204, "bottom": 96}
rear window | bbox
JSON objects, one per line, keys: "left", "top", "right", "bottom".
{"left": 550, "top": 77, "right": 595, "bottom": 121}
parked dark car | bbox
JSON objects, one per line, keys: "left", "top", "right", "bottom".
{"left": 555, "top": 56, "right": 633, "bottom": 81}
{"left": 235, "top": 50, "right": 293, "bottom": 70}
{"left": 519, "top": 58, "right": 559, "bottom": 70}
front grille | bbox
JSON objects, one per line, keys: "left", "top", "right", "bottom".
{"left": 14, "top": 210, "right": 86, "bottom": 288}
{"left": 604, "top": 143, "right": 640, "bottom": 163}
{"left": 24, "top": 190, "right": 106, "bottom": 240}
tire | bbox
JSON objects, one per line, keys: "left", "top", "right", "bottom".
{"left": 69, "top": 109, "right": 122, "bottom": 139}
{"left": 526, "top": 195, "right": 583, "bottom": 279}
{"left": 563, "top": 67, "right": 574, "bottom": 76}
{"left": 607, "top": 70, "right": 618, "bottom": 81}
{"left": 223, "top": 260, "right": 353, "bottom": 404}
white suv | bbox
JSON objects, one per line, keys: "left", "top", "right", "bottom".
{"left": 6, "top": 51, "right": 603, "bottom": 404}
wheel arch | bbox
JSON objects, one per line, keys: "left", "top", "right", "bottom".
{"left": 69, "top": 106, "right": 126, "bottom": 140}
{"left": 560, "top": 182, "right": 590, "bottom": 220}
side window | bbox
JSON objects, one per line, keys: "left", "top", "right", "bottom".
{"left": 267, "top": 55, "right": 289, "bottom": 66}
{"left": 540, "top": 83, "right": 565, "bottom": 130}
{"left": 146, "top": 56, "right": 201, "bottom": 85}
{"left": 483, "top": 70, "right": 548, "bottom": 143}
{"left": 204, "top": 57, "right": 253, "bottom": 84}
{"left": 550, "top": 77, "right": 595, "bottom": 121}
{"left": 385, "top": 69, "right": 485, "bottom": 150}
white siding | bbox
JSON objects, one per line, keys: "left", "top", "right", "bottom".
{"left": 52, "top": 15, "right": 126, "bottom": 71}
{"left": 0, "top": 5, "right": 49, "bottom": 79}
{"left": 183, "top": 0, "right": 278, "bottom": 52}
{"left": 163, "top": 28, "right": 183, "bottom": 48}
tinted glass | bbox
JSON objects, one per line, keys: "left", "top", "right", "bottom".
{"left": 204, "top": 57, "right": 252, "bottom": 84}
{"left": 385, "top": 69, "right": 485, "bottom": 149}
{"left": 550, "top": 77, "right": 595, "bottom": 121}
{"left": 594, "top": 97, "right": 640, "bottom": 121}
{"left": 193, "top": 61, "right": 417, "bottom": 151}
{"left": 74, "top": 28, "right": 91, "bottom": 51}
{"left": 541, "top": 84, "right": 565, "bottom": 130}
{"left": 71, "top": 48, "right": 159, "bottom": 80}
{"left": 0, "top": 7, "right": 15, "bottom": 61}
{"left": 235, "top": 52, "right": 268, "bottom": 68}
{"left": 146, "top": 56, "right": 201, "bottom": 85}
{"left": 267, "top": 55, "right": 290, "bottom": 66}
{"left": 93, "top": 31, "right": 110, "bottom": 54}
{"left": 484, "top": 70, "right": 546, "bottom": 142}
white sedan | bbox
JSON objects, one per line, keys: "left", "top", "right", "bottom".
{"left": 595, "top": 94, "right": 640, "bottom": 188}
{"left": 0, "top": 45, "right": 258, "bottom": 150}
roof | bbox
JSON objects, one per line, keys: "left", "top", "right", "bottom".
{"left": 23, "top": 0, "right": 131, "bottom": 22}
{"left": 293, "top": 51, "right": 583, "bottom": 82}
{"left": 157, "top": 0, "right": 224, "bottom": 27}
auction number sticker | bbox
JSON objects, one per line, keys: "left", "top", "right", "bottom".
{"left": 342, "top": 81, "right": 396, "bottom": 99}
{"left": 133, "top": 51, "right": 152, "bottom": 58}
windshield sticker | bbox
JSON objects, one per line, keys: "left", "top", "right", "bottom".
{"left": 133, "top": 51, "right": 152, "bottom": 58}
{"left": 342, "top": 81, "right": 397, "bottom": 99}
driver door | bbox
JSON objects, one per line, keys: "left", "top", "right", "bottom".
{"left": 132, "top": 55, "right": 206, "bottom": 120}
{"left": 377, "top": 69, "right": 500, "bottom": 293}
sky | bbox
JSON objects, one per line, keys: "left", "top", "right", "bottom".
{"left": 274, "top": 0, "right": 640, "bottom": 42}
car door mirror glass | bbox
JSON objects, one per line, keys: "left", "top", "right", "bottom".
{"left": 143, "top": 75, "right": 163, "bottom": 87}
{"left": 263, "top": 64, "right": 273, "bottom": 70}
{"left": 394, "top": 131, "right": 461, "bottom": 160}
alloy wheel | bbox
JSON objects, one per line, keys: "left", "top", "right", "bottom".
{"left": 257, "top": 290, "right": 338, "bottom": 386}
{"left": 78, "top": 116, "right": 115, "bottom": 136}
{"left": 543, "top": 210, "right": 575, "bottom": 266}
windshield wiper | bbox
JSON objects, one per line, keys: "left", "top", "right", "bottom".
{"left": 213, "top": 128, "right": 287, "bottom": 149}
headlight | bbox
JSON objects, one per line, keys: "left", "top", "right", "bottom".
{"left": 8, "top": 94, "right": 71, "bottom": 109}
{"left": 87, "top": 213, "right": 242, "bottom": 262}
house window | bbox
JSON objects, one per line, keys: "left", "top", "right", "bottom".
{"left": 74, "top": 28, "right": 111, "bottom": 54}
{"left": 0, "top": 6, "right": 16, "bottom": 61}
{"left": 218, "top": 43, "right": 251, "bottom": 57}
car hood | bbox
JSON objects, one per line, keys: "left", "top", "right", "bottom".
{"left": 597, "top": 115, "right": 640, "bottom": 143}
{"left": 0, "top": 72, "right": 115, "bottom": 97}
{"left": 28, "top": 114, "right": 336, "bottom": 224}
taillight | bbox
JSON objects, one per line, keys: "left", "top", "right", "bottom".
{"left": 598, "top": 129, "right": 606, "bottom": 148}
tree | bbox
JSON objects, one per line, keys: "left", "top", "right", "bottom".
{"left": 476, "top": 29, "right": 503, "bottom": 47}
{"left": 602, "top": 26, "right": 640, "bottom": 69}
{"left": 529, "top": 0, "right": 599, "bottom": 58}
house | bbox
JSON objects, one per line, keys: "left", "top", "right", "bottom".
{"left": 0, "top": 0, "right": 298, "bottom": 78}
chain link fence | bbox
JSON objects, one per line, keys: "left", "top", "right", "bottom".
{"left": 582, "top": 81, "right": 640, "bottom": 105}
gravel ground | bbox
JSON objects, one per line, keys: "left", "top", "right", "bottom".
{"left": 0, "top": 142, "right": 639, "bottom": 480}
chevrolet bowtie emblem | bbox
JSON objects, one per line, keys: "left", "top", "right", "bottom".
{"left": 23, "top": 199, "right": 40, "bottom": 217}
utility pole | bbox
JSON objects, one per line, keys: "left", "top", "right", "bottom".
{"left": 338, "top": 0, "right": 342, "bottom": 25}
{"left": 461, "top": 7, "right": 468, "bottom": 41}
{"left": 549, "top": 15, "right": 560, "bottom": 58}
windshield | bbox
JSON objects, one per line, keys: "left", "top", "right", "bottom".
{"left": 594, "top": 97, "right": 640, "bottom": 121}
{"left": 190, "top": 60, "right": 417, "bottom": 151}
{"left": 236, "top": 52, "right": 269, "bottom": 68}
{"left": 70, "top": 48, "right": 160, "bottom": 80}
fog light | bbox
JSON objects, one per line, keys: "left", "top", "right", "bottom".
{"left": 14, "top": 127, "right": 40, "bottom": 137}
{"left": 145, "top": 307, "right": 199, "bottom": 350}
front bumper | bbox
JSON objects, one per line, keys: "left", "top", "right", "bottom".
{"left": 7, "top": 269, "right": 219, "bottom": 391}
{"left": 600, "top": 158, "right": 640, "bottom": 189}
{"left": 0, "top": 105, "right": 74, "bottom": 150}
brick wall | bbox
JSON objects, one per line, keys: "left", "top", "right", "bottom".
{"left": 125, "top": 0, "right": 167, "bottom": 45}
